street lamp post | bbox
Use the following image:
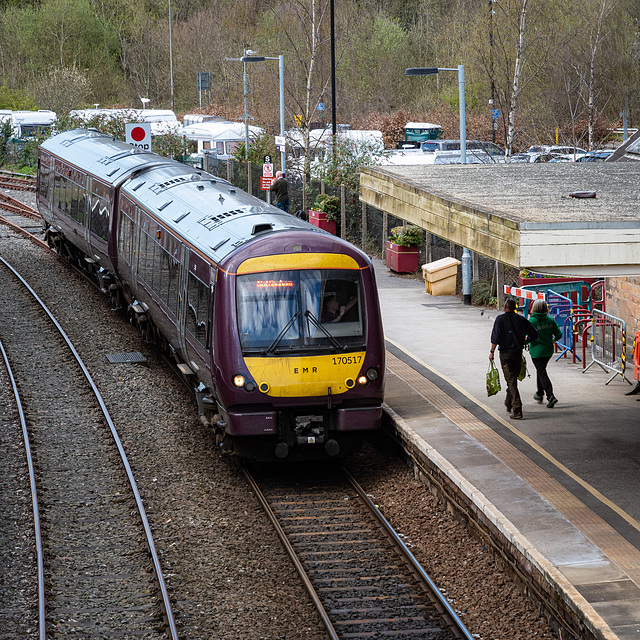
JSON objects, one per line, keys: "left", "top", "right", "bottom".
{"left": 405, "top": 65, "right": 466, "bottom": 163}
{"left": 405, "top": 64, "right": 472, "bottom": 303}
{"left": 226, "top": 52, "right": 286, "bottom": 174}
{"left": 168, "top": 0, "right": 174, "bottom": 112}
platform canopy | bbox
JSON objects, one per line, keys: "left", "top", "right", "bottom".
{"left": 360, "top": 162, "right": 640, "bottom": 277}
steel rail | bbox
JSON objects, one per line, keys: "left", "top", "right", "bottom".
{"left": 241, "top": 466, "right": 340, "bottom": 640}
{"left": 0, "top": 190, "right": 40, "bottom": 218}
{"left": 341, "top": 466, "right": 475, "bottom": 640}
{"left": 0, "top": 255, "right": 180, "bottom": 640}
{"left": 0, "top": 340, "right": 46, "bottom": 640}
{"left": 0, "top": 178, "right": 37, "bottom": 191}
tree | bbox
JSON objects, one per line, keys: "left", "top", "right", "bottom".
{"left": 33, "top": 67, "right": 91, "bottom": 116}
{"left": 312, "top": 135, "right": 387, "bottom": 191}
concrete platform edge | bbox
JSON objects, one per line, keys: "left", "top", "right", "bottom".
{"left": 382, "top": 403, "right": 619, "bottom": 640}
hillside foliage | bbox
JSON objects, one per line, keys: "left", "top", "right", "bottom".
{"left": 0, "top": 0, "right": 637, "bottom": 151}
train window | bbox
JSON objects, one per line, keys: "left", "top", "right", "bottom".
{"left": 70, "top": 181, "right": 81, "bottom": 222}
{"left": 236, "top": 269, "right": 365, "bottom": 352}
{"left": 54, "top": 173, "right": 62, "bottom": 211}
{"left": 186, "top": 272, "right": 209, "bottom": 346}
{"left": 89, "top": 193, "right": 109, "bottom": 240}
{"left": 118, "top": 213, "right": 133, "bottom": 265}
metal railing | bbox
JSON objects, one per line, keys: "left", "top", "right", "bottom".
{"left": 583, "top": 309, "right": 627, "bottom": 384}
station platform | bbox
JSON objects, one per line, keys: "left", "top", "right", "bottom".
{"left": 373, "top": 258, "right": 640, "bottom": 640}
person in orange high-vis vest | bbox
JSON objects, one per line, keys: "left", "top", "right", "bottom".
{"left": 625, "top": 330, "right": 640, "bottom": 396}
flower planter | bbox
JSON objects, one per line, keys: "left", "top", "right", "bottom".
{"left": 309, "top": 209, "right": 337, "bottom": 235}
{"left": 385, "top": 240, "right": 419, "bottom": 273}
{"left": 518, "top": 275, "right": 598, "bottom": 287}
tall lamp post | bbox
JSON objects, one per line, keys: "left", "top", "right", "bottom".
{"left": 168, "top": 0, "right": 174, "bottom": 111}
{"left": 405, "top": 65, "right": 466, "bottom": 163}
{"left": 226, "top": 52, "right": 286, "bottom": 174}
{"left": 405, "top": 64, "right": 472, "bottom": 303}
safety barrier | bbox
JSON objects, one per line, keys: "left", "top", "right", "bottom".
{"left": 546, "top": 290, "right": 580, "bottom": 362}
{"left": 517, "top": 280, "right": 604, "bottom": 317}
{"left": 583, "top": 309, "right": 627, "bottom": 384}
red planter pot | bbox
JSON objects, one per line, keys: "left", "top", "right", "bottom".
{"left": 309, "top": 209, "right": 337, "bottom": 235}
{"left": 385, "top": 240, "right": 420, "bottom": 273}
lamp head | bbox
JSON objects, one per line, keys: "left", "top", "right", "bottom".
{"left": 241, "top": 56, "right": 266, "bottom": 63}
{"left": 405, "top": 67, "right": 439, "bottom": 76}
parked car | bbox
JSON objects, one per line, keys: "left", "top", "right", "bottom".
{"left": 524, "top": 144, "right": 587, "bottom": 162}
{"left": 421, "top": 139, "right": 505, "bottom": 158}
{"left": 576, "top": 150, "right": 614, "bottom": 162}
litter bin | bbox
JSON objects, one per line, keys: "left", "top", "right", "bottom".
{"left": 422, "top": 257, "right": 461, "bottom": 296}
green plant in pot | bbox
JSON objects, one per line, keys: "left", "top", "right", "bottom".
{"left": 388, "top": 224, "right": 423, "bottom": 247}
{"left": 313, "top": 193, "right": 329, "bottom": 211}
{"left": 314, "top": 194, "right": 340, "bottom": 222}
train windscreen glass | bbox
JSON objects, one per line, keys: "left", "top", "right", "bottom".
{"left": 237, "top": 269, "right": 365, "bottom": 352}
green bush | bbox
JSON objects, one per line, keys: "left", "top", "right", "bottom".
{"left": 319, "top": 195, "right": 341, "bottom": 222}
{"left": 388, "top": 224, "right": 423, "bottom": 247}
{"left": 471, "top": 279, "right": 497, "bottom": 308}
{"left": 313, "top": 193, "right": 329, "bottom": 210}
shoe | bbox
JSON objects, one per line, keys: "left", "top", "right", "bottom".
{"left": 510, "top": 412, "right": 523, "bottom": 420}
{"left": 533, "top": 393, "right": 543, "bottom": 403}
{"left": 547, "top": 396, "right": 558, "bottom": 408}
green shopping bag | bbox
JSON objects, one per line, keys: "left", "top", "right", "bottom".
{"left": 486, "top": 361, "right": 501, "bottom": 397}
{"left": 518, "top": 355, "right": 527, "bottom": 381}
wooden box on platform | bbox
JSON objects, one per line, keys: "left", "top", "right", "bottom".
{"left": 385, "top": 241, "right": 420, "bottom": 273}
{"left": 309, "top": 209, "right": 336, "bottom": 235}
{"left": 422, "top": 257, "right": 461, "bottom": 295}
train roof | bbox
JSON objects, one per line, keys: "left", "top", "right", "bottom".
{"left": 40, "top": 129, "right": 371, "bottom": 268}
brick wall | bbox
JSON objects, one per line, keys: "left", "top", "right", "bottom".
{"left": 606, "top": 276, "right": 640, "bottom": 379}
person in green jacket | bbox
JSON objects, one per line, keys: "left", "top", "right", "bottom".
{"left": 528, "top": 299, "right": 562, "bottom": 408}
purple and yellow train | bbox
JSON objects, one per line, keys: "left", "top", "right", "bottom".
{"left": 37, "top": 129, "right": 385, "bottom": 461}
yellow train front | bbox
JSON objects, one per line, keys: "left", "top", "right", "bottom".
{"left": 214, "top": 233, "right": 385, "bottom": 461}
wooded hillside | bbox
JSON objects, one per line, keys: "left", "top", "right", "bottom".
{"left": 0, "top": 0, "right": 637, "bottom": 151}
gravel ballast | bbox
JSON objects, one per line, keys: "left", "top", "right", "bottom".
{"left": 0, "top": 190, "right": 560, "bottom": 639}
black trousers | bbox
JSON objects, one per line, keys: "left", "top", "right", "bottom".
{"left": 499, "top": 350, "right": 523, "bottom": 414}
{"left": 532, "top": 356, "right": 553, "bottom": 399}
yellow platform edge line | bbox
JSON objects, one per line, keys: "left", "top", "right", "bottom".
{"left": 385, "top": 336, "right": 640, "bottom": 535}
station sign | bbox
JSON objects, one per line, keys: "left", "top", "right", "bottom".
{"left": 260, "top": 177, "right": 273, "bottom": 190}
{"left": 275, "top": 135, "right": 285, "bottom": 152}
{"left": 263, "top": 163, "right": 274, "bottom": 178}
{"left": 125, "top": 123, "right": 152, "bottom": 150}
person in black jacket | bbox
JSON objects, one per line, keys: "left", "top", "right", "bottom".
{"left": 489, "top": 298, "right": 538, "bottom": 419}
{"left": 269, "top": 171, "right": 289, "bottom": 212}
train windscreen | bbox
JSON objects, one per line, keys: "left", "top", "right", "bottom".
{"left": 236, "top": 269, "right": 365, "bottom": 353}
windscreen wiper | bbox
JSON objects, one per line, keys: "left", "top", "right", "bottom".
{"left": 266, "top": 310, "right": 301, "bottom": 354}
{"left": 304, "top": 310, "right": 346, "bottom": 351}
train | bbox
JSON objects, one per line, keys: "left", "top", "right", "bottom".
{"left": 36, "top": 129, "right": 385, "bottom": 462}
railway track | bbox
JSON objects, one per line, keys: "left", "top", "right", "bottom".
{"left": 0, "top": 169, "right": 37, "bottom": 191}
{"left": 0, "top": 256, "right": 179, "bottom": 640}
{"left": 244, "top": 463, "right": 475, "bottom": 640}
{"left": 0, "top": 188, "right": 41, "bottom": 218}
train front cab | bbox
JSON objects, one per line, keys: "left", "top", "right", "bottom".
{"left": 216, "top": 251, "right": 385, "bottom": 462}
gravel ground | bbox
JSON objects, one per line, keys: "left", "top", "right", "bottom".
{"left": 0, "top": 189, "right": 560, "bottom": 639}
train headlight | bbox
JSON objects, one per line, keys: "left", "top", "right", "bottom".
{"left": 244, "top": 381, "right": 257, "bottom": 392}
{"left": 357, "top": 375, "right": 368, "bottom": 386}
{"left": 365, "top": 367, "right": 379, "bottom": 381}
{"left": 233, "top": 374, "right": 246, "bottom": 388}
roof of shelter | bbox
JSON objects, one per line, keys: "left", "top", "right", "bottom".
{"left": 359, "top": 162, "right": 640, "bottom": 276}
